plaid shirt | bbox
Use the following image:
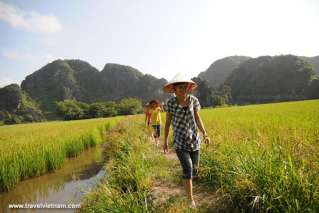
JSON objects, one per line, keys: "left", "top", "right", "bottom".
{"left": 166, "top": 95, "right": 201, "bottom": 151}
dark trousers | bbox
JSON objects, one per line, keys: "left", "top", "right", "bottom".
{"left": 175, "top": 149, "right": 199, "bottom": 179}
{"left": 152, "top": 125, "right": 160, "bottom": 138}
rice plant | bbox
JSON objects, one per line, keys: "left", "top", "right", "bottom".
{"left": 0, "top": 117, "right": 122, "bottom": 192}
{"left": 200, "top": 100, "right": 319, "bottom": 212}
{"left": 80, "top": 118, "right": 172, "bottom": 213}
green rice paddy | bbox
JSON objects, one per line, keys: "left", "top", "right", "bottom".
{"left": 0, "top": 117, "right": 122, "bottom": 192}
{"left": 1, "top": 100, "right": 318, "bottom": 212}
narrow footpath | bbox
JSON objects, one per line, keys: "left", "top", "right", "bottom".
{"left": 149, "top": 139, "right": 222, "bottom": 213}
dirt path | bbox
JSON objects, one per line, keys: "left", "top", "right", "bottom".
{"left": 149, "top": 141, "right": 220, "bottom": 212}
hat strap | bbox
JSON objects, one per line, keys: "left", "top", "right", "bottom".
{"left": 186, "top": 83, "right": 193, "bottom": 92}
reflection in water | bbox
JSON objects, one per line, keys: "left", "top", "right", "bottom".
{"left": 0, "top": 146, "right": 106, "bottom": 213}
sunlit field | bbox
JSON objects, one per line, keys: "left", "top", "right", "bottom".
{"left": 81, "top": 100, "right": 319, "bottom": 212}
{"left": 80, "top": 117, "right": 172, "bottom": 213}
{"left": 0, "top": 117, "right": 123, "bottom": 192}
{"left": 1, "top": 100, "right": 318, "bottom": 212}
{"left": 200, "top": 100, "right": 319, "bottom": 212}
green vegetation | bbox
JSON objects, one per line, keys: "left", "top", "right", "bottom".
{"left": 306, "top": 75, "right": 319, "bottom": 99}
{"left": 1, "top": 100, "right": 318, "bottom": 212}
{"left": 198, "top": 55, "right": 251, "bottom": 88}
{"left": 20, "top": 59, "right": 167, "bottom": 116}
{"left": 301, "top": 56, "right": 319, "bottom": 75}
{"left": 192, "top": 77, "right": 231, "bottom": 107}
{"left": 0, "top": 116, "right": 123, "bottom": 192}
{"left": 81, "top": 100, "right": 319, "bottom": 212}
{"left": 225, "top": 55, "right": 314, "bottom": 103}
{"left": 200, "top": 100, "right": 319, "bottom": 212}
{"left": 2, "top": 55, "right": 319, "bottom": 124}
{"left": 196, "top": 55, "right": 319, "bottom": 107}
{"left": 80, "top": 118, "right": 174, "bottom": 212}
{"left": 81, "top": 117, "right": 197, "bottom": 212}
{"left": 0, "top": 84, "right": 45, "bottom": 124}
{"left": 56, "top": 98, "right": 143, "bottom": 120}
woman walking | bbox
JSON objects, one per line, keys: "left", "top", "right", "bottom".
{"left": 163, "top": 73, "right": 210, "bottom": 208}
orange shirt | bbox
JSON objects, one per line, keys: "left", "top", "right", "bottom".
{"left": 149, "top": 107, "right": 161, "bottom": 125}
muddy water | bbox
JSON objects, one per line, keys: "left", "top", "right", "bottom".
{"left": 0, "top": 145, "right": 106, "bottom": 213}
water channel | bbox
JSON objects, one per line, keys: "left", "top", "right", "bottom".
{"left": 0, "top": 145, "right": 106, "bottom": 213}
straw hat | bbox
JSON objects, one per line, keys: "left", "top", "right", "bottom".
{"left": 163, "top": 73, "right": 197, "bottom": 93}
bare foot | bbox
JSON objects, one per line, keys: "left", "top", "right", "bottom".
{"left": 189, "top": 199, "right": 196, "bottom": 209}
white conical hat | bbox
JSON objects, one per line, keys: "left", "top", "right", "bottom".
{"left": 163, "top": 73, "right": 197, "bottom": 93}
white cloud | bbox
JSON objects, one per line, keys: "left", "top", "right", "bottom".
{"left": 2, "top": 49, "right": 19, "bottom": 60}
{"left": 0, "top": 1, "right": 62, "bottom": 33}
{"left": 33, "top": 54, "right": 58, "bottom": 69}
{"left": 0, "top": 77, "right": 16, "bottom": 88}
{"left": 2, "top": 48, "right": 58, "bottom": 63}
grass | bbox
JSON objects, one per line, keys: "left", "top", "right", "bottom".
{"left": 80, "top": 116, "right": 196, "bottom": 212}
{"left": 1, "top": 99, "right": 318, "bottom": 212}
{"left": 80, "top": 118, "right": 167, "bottom": 212}
{"left": 199, "top": 100, "right": 319, "bottom": 212}
{"left": 80, "top": 100, "right": 319, "bottom": 212}
{"left": 0, "top": 117, "right": 123, "bottom": 192}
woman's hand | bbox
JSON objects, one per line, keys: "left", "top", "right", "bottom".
{"left": 203, "top": 134, "right": 211, "bottom": 145}
{"left": 163, "top": 140, "right": 169, "bottom": 154}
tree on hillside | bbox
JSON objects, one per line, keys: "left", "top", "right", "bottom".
{"left": 55, "top": 98, "right": 143, "bottom": 120}
{"left": 117, "top": 98, "right": 143, "bottom": 115}
{"left": 305, "top": 76, "right": 319, "bottom": 99}
{"left": 211, "top": 95, "right": 226, "bottom": 106}
{"left": 88, "top": 102, "right": 118, "bottom": 118}
{"left": 56, "top": 99, "right": 89, "bottom": 120}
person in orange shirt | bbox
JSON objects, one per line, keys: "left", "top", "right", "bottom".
{"left": 147, "top": 99, "right": 162, "bottom": 146}
{"left": 144, "top": 103, "right": 154, "bottom": 142}
{"left": 144, "top": 103, "right": 151, "bottom": 125}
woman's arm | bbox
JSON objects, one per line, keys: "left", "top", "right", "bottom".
{"left": 145, "top": 111, "right": 149, "bottom": 124}
{"left": 164, "top": 112, "right": 172, "bottom": 153}
{"left": 194, "top": 109, "right": 210, "bottom": 144}
{"left": 147, "top": 109, "right": 154, "bottom": 126}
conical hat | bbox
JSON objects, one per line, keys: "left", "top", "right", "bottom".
{"left": 163, "top": 73, "right": 197, "bottom": 93}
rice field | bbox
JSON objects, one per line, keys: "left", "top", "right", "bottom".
{"left": 200, "top": 100, "right": 319, "bottom": 212}
{"left": 81, "top": 99, "right": 319, "bottom": 212}
{"left": 1, "top": 100, "right": 318, "bottom": 212}
{"left": 80, "top": 118, "right": 172, "bottom": 213}
{"left": 0, "top": 116, "right": 123, "bottom": 192}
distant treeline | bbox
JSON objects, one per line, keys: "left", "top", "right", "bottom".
{"left": 55, "top": 98, "right": 143, "bottom": 120}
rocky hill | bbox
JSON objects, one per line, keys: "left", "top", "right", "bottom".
{"left": 300, "top": 55, "right": 319, "bottom": 74}
{"left": 198, "top": 56, "right": 251, "bottom": 88}
{"left": 224, "top": 55, "right": 314, "bottom": 103}
{"left": 21, "top": 60, "right": 168, "bottom": 114}
{"left": 2, "top": 55, "right": 318, "bottom": 124}
{"left": 0, "top": 84, "right": 45, "bottom": 124}
{"left": 198, "top": 55, "right": 319, "bottom": 89}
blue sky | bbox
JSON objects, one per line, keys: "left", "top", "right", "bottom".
{"left": 1, "top": 0, "right": 319, "bottom": 87}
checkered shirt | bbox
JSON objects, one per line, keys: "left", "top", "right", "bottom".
{"left": 166, "top": 95, "right": 201, "bottom": 151}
